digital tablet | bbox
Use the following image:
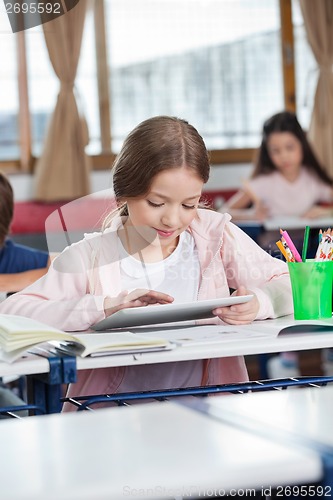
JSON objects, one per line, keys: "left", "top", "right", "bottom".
{"left": 92, "top": 295, "right": 253, "bottom": 331}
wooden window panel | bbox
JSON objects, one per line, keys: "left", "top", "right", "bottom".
{"left": 94, "top": 0, "right": 111, "bottom": 153}
{"left": 17, "top": 29, "right": 32, "bottom": 172}
{"left": 279, "top": 0, "right": 296, "bottom": 112}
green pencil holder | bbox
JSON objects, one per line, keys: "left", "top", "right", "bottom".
{"left": 288, "top": 260, "right": 333, "bottom": 320}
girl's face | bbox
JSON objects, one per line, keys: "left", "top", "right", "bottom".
{"left": 124, "top": 167, "right": 204, "bottom": 257}
{"left": 267, "top": 132, "right": 303, "bottom": 179}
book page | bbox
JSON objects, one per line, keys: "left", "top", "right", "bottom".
{"left": 253, "top": 316, "right": 333, "bottom": 333}
{"left": 0, "top": 314, "right": 77, "bottom": 362}
{"left": 50, "top": 331, "right": 171, "bottom": 357}
{"left": 133, "top": 324, "right": 277, "bottom": 346}
{"left": 129, "top": 316, "right": 333, "bottom": 346}
{"left": 0, "top": 314, "right": 68, "bottom": 338}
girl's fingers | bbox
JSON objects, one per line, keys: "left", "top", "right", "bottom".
{"left": 125, "top": 289, "right": 174, "bottom": 304}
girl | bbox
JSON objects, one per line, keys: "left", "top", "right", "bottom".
{"left": 0, "top": 116, "right": 293, "bottom": 408}
{"left": 222, "top": 111, "right": 333, "bottom": 224}
{"left": 222, "top": 111, "right": 333, "bottom": 378}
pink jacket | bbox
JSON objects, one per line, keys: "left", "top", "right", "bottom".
{"left": 0, "top": 209, "right": 293, "bottom": 404}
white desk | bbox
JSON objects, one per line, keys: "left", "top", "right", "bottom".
{"left": 182, "top": 385, "right": 333, "bottom": 492}
{"left": 191, "top": 384, "right": 333, "bottom": 452}
{"left": 2, "top": 315, "right": 332, "bottom": 375}
{"left": 263, "top": 215, "right": 333, "bottom": 231}
{"left": 73, "top": 316, "right": 333, "bottom": 371}
{"left": 235, "top": 216, "right": 333, "bottom": 231}
{"left": 0, "top": 353, "right": 50, "bottom": 378}
{"left": 3, "top": 316, "right": 333, "bottom": 414}
{"left": 0, "top": 401, "right": 323, "bottom": 500}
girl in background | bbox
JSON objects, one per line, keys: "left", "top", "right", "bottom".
{"left": 222, "top": 111, "right": 333, "bottom": 378}
{"left": 223, "top": 111, "right": 333, "bottom": 219}
{"left": 0, "top": 116, "right": 293, "bottom": 409}
{"left": 222, "top": 111, "right": 333, "bottom": 250}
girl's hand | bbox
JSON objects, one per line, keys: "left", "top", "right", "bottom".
{"left": 104, "top": 289, "right": 174, "bottom": 317}
{"left": 212, "top": 285, "right": 260, "bottom": 325}
{"left": 253, "top": 200, "right": 269, "bottom": 222}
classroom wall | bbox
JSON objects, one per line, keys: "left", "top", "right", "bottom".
{"left": 9, "top": 164, "right": 253, "bottom": 202}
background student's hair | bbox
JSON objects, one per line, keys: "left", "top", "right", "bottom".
{"left": 0, "top": 172, "right": 14, "bottom": 248}
{"left": 110, "top": 116, "right": 210, "bottom": 217}
{"left": 252, "top": 111, "right": 333, "bottom": 186}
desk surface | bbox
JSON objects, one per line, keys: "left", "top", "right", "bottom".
{"left": 263, "top": 215, "right": 333, "bottom": 231}
{"left": 0, "top": 352, "right": 50, "bottom": 377}
{"left": 192, "top": 384, "right": 333, "bottom": 452}
{"left": 235, "top": 216, "right": 333, "bottom": 231}
{"left": 75, "top": 315, "right": 333, "bottom": 370}
{"left": 2, "top": 315, "right": 333, "bottom": 375}
{"left": 0, "top": 401, "right": 322, "bottom": 500}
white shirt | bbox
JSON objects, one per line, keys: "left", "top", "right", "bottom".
{"left": 118, "top": 230, "right": 200, "bottom": 303}
{"left": 117, "top": 230, "right": 203, "bottom": 393}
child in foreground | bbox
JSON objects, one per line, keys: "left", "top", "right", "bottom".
{"left": 0, "top": 116, "right": 293, "bottom": 408}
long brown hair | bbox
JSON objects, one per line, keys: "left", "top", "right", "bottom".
{"left": 104, "top": 116, "right": 210, "bottom": 226}
{"left": 0, "top": 172, "right": 14, "bottom": 247}
{"left": 252, "top": 111, "right": 333, "bottom": 185}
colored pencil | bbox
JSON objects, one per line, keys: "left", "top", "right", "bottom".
{"left": 276, "top": 240, "right": 290, "bottom": 261}
{"left": 280, "top": 229, "right": 302, "bottom": 262}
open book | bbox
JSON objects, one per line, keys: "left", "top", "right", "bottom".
{"left": 0, "top": 314, "right": 173, "bottom": 363}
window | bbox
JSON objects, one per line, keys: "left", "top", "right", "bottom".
{"left": 292, "top": 0, "right": 317, "bottom": 128}
{"left": 25, "top": 4, "right": 99, "bottom": 157}
{"left": 25, "top": 26, "right": 58, "bottom": 157}
{"left": 76, "top": 5, "right": 100, "bottom": 155}
{"left": 105, "top": 0, "right": 284, "bottom": 153}
{"left": 0, "top": 13, "right": 19, "bottom": 160}
{"left": 0, "top": 0, "right": 309, "bottom": 168}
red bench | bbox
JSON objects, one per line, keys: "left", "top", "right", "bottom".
{"left": 10, "top": 190, "right": 237, "bottom": 251}
{"left": 11, "top": 190, "right": 237, "bottom": 236}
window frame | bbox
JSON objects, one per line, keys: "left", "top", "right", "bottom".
{"left": 7, "top": 0, "right": 295, "bottom": 173}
